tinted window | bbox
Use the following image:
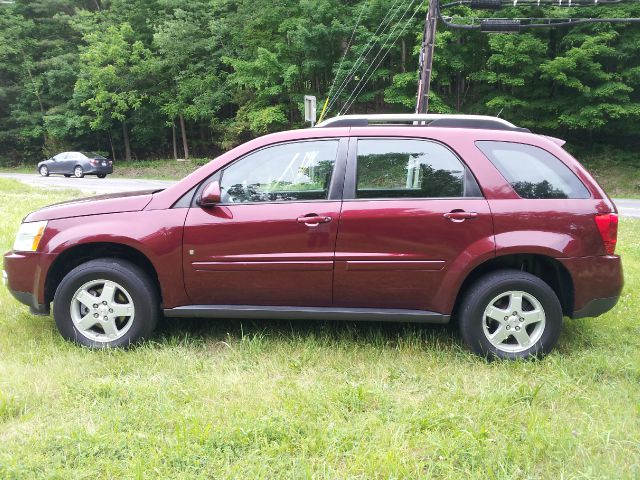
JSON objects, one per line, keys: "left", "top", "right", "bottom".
{"left": 80, "top": 152, "right": 106, "bottom": 159}
{"left": 476, "top": 141, "right": 590, "bottom": 199}
{"left": 220, "top": 140, "right": 339, "bottom": 203}
{"left": 356, "top": 139, "right": 466, "bottom": 198}
{"left": 65, "top": 152, "right": 87, "bottom": 160}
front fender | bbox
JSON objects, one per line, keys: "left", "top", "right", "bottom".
{"left": 40, "top": 209, "right": 189, "bottom": 308}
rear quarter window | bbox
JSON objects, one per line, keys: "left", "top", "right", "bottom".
{"left": 476, "top": 141, "right": 590, "bottom": 199}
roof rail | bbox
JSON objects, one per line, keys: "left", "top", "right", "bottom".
{"left": 315, "top": 114, "right": 530, "bottom": 132}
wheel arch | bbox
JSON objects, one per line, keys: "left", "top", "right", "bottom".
{"left": 452, "top": 253, "right": 575, "bottom": 319}
{"left": 44, "top": 242, "right": 162, "bottom": 305}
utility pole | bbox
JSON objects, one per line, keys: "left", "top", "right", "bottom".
{"left": 415, "top": 0, "right": 439, "bottom": 114}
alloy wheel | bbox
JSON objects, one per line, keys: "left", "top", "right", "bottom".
{"left": 69, "top": 279, "right": 135, "bottom": 343}
{"left": 482, "top": 290, "right": 546, "bottom": 353}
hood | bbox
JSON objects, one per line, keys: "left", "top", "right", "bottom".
{"left": 23, "top": 189, "right": 158, "bottom": 222}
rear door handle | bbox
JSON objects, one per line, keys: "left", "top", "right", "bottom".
{"left": 297, "top": 214, "right": 332, "bottom": 225}
{"left": 443, "top": 210, "right": 478, "bottom": 222}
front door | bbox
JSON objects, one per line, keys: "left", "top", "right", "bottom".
{"left": 183, "top": 138, "right": 347, "bottom": 307}
{"left": 334, "top": 137, "right": 494, "bottom": 312}
{"left": 50, "top": 153, "right": 67, "bottom": 173}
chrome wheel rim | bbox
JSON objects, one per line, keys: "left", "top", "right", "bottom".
{"left": 70, "top": 279, "right": 135, "bottom": 343}
{"left": 40, "top": 166, "right": 47, "bottom": 176}
{"left": 74, "top": 167, "right": 82, "bottom": 177}
{"left": 482, "top": 290, "right": 546, "bottom": 353}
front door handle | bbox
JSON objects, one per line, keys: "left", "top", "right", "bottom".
{"left": 297, "top": 214, "right": 332, "bottom": 225}
{"left": 443, "top": 210, "right": 478, "bottom": 222}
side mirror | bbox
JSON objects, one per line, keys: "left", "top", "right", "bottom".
{"left": 197, "top": 180, "right": 221, "bottom": 207}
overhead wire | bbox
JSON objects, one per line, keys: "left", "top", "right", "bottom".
{"left": 340, "top": 0, "right": 424, "bottom": 114}
{"left": 325, "top": 0, "right": 406, "bottom": 116}
{"left": 318, "top": 3, "right": 367, "bottom": 123}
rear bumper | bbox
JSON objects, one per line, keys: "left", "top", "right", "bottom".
{"left": 84, "top": 165, "right": 113, "bottom": 175}
{"left": 558, "top": 255, "right": 623, "bottom": 318}
{"left": 572, "top": 296, "right": 619, "bottom": 319}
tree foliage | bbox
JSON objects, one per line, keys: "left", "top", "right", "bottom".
{"left": 0, "top": 0, "right": 638, "bottom": 164}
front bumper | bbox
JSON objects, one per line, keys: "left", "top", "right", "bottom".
{"left": 4, "top": 283, "right": 50, "bottom": 315}
{"left": 3, "top": 251, "right": 53, "bottom": 315}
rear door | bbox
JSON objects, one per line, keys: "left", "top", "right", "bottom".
{"left": 64, "top": 152, "right": 85, "bottom": 173}
{"left": 333, "top": 137, "right": 494, "bottom": 312}
{"left": 182, "top": 138, "right": 347, "bottom": 307}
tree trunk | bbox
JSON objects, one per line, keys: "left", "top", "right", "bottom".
{"left": 122, "top": 121, "right": 132, "bottom": 161}
{"left": 179, "top": 114, "right": 189, "bottom": 160}
{"left": 172, "top": 121, "right": 178, "bottom": 160}
{"left": 108, "top": 131, "right": 117, "bottom": 161}
{"left": 401, "top": 39, "right": 406, "bottom": 73}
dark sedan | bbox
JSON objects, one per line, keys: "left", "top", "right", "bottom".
{"left": 38, "top": 152, "right": 113, "bottom": 178}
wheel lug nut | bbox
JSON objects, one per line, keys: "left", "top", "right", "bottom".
{"left": 109, "top": 309, "right": 113, "bottom": 313}
{"left": 520, "top": 317, "right": 524, "bottom": 322}
{"left": 102, "top": 301, "right": 107, "bottom": 305}
{"left": 93, "top": 304, "right": 98, "bottom": 308}
{"left": 93, "top": 313, "right": 99, "bottom": 318}
{"left": 515, "top": 326, "right": 521, "bottom": 331}
{"left": 506, "top": 325, "right": 510, "bottom": 330}
{"left": 504, "top": 316, "right": 508, "bottom": 321}
{"left": 103, "top": 316, "right": 108, "bottom": 321}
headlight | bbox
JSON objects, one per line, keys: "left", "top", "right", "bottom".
{"left": 13, "top": 221, "right": 48, "bottom": 252}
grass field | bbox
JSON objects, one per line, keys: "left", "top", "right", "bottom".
{"left": 0, "top": 178, "right": 638, "bottom": 479}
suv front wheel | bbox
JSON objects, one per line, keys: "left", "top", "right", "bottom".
{"left": 458, "top": 270, "right": 563, "bottom": 359}
{"left": 53, "top": 259, "right": 159, "bottom": 347}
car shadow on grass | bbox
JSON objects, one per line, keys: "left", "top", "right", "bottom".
{"left": 153, "top": 315, "right": 464, "bottom": 353}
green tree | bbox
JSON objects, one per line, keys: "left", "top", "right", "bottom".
{"left": 74, "top": 23, "right": 152, "bottom": 160}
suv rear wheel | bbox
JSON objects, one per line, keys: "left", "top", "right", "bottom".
{"left": 53, "top": 259, "right": 158, "bottom": 347}
{"left": 458, "top": 270, "right": 562, "bottom": 359}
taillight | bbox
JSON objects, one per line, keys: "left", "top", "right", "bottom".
{"left": 90, "top": 159, "right": 99, "bottom": 166}
{"left": 595, "top": 213, "right": 618, "bottom": 255}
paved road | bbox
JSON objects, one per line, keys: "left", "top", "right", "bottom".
{"left": 0, "top": 172, "right": 174, "bottom": 194}
{"left": 2, "top": 172, "right": 640, "bottom": 218}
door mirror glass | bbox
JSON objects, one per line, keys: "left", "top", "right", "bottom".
{"left": 198, "top": 180, "right": 222, "bottom": 207}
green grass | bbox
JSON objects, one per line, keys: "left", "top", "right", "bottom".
{"left": 584, "top": 162, "right": 640, "bottom": 199}
{"left": 0, "top": 178, "right": 639, "bottom": 478}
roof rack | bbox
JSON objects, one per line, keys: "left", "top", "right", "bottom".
{"left": 315, "top": 114, "right": 531, "bottom": 132}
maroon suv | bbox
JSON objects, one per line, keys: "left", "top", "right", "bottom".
{"left": 3, "top": 114, "right": 623, "bottom": 359}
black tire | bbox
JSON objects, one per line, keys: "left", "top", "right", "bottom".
{"left": 39, "top": 165, "right": 49, "bottom": 177}
{"left": 73, "top": 165, "right": 84, "bottom": 178}
{"left": 97, "top": 173, "right": 107, "bottom": 179}
{"left": 64, "top": 174, "right": 71, "bottom": 178}
{"left": 53, "top": 258, "right": 159, "bottom": 348}
{"left": 458, "top": 270, "right": 562, "bottom": 360}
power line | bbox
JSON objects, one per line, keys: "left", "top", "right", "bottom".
{"left": 325, "top": 0, "right": 406, "bottom": 115}
{"left": 341, "top": 0, "right": 424, "bottom": 114}
{"left": 322, "top": 3, "right": 367, "bottom": 108}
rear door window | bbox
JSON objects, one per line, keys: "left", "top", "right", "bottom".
{"left": 355, "top": 138, "right": 479, "bottom": 198}
{"left": 476, "top": 141, "right": 590, "bottom": 199}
